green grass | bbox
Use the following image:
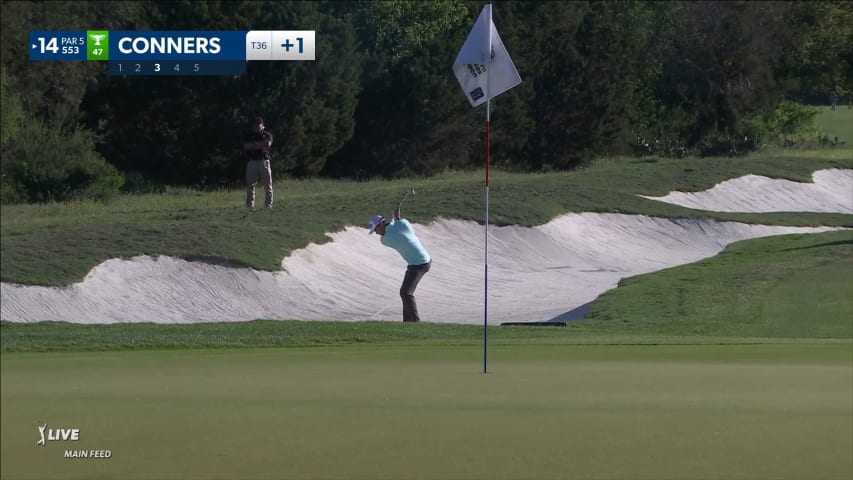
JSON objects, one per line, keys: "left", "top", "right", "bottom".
{"left": 4, "top": 320, "right": 851, "bottom": 354}
{"left": 2, "top": 344, "right": 851, "bottom": 480}
{"left": 2, "top": 147, "right": 852, "bottom": 479}
{"left": 2, "top": 149, "right": 851, "bottom": 286}
{"left": 814, "top": 105, "right": 853, "bottom": 144}
{"left": 586, "top": 230, "right": 853, "bottom": 338}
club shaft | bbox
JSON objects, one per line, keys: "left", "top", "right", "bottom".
{"left": 397, "top": 190, "right": 414, "bottom": 209}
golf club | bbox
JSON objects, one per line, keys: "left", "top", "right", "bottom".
{"left": 397, "top": 188, "right": 416, "bottom": 210}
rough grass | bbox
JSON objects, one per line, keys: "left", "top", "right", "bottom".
{"left": 2, "top": 149, "right": 851, "bottom": 286}
{"left": 586, "top": 230, "right": 853, "bottom": 338}
{"left": 814, "top": 104, "right": 853, "bottom": 144}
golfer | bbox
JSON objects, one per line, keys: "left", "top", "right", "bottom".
{"left": 244, "top": 116, "right": 274, "bottom": 209}
{"left": 369, "top": 208, "right": 432, "bottom": 322}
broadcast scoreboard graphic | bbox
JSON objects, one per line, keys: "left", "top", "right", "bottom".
{"left": 29, "top": 30, "right": 315, "bottom": 76}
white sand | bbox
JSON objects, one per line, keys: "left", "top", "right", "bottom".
{"left": 0, "top": 213, "right": 840, "bottom": 324}
{"left": 640, "top": 169, "right": 853, "bottom": 213}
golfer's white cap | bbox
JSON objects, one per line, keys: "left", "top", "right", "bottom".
{"left": 368, "top": 214, "right": 385, "bottom": 234}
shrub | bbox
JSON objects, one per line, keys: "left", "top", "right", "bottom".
{"left": 2, "top": 119, "right": 123, "bottom": 204}
{"left": 733, "top": 101, "right": 821, "bottom": 150}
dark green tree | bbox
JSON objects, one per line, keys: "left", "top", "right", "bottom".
{"left": 654, "top": 1, "right": 803, "bottom": 155}
{"left": 781, "top": 1, "right": 853, "bottom": 104}
{"left": 0, "top": 1, "right": 148, "bottom": 126}
{"left": 323, "top": 0, "right": 481, "bottom": 179}
{"left": 81, "top": 0, "right": 360, "bottom": 186}
{"left": 492, "top": 1, "right": 664, "bottom": 169}
{"left": 1, "top": 71, "right": 123, "bottom": 204}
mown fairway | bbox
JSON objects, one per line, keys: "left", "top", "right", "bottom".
{"left": 2, "top": 343, "right": 851, "bottom": 480}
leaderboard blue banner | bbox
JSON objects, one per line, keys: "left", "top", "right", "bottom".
{"left": 109, "top": 31, "right": 245, "bottom": 61}
{"left": 29, "top": 30, "right": 316, "bottom": 62}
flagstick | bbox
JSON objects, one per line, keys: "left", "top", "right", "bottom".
{"left": 454, "top": 1, "right": 519, "bottom": 375}
{"left": 484, "top": 102, "right": 490, "bottom": 375}
{"left": 483, "top": 3, "right": 492, "bottom": 375}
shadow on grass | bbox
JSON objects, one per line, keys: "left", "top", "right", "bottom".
{"left": 548, "top": 301, "right": 594, "bottom": 322}
{"left": 783, "top": 239, "right": 853, "bottom": 252}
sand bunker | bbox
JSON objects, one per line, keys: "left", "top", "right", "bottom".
{"left": 3, "top": 168, "right": 850, "bottom": 325}
{"left": 640, "top": 169, "right": 853, "bottom": 213}
{"left": 0, "top": 214, "right": 839, "bottom": 324}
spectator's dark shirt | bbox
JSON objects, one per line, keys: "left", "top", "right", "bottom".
{"left": 246, "top": 130, "right": 273, "bottom": 161}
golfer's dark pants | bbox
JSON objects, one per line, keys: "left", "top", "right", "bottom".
{"left": 401, "top": 261, "right": 431, "bottom": 322}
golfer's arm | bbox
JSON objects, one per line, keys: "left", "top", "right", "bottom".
{"left": 394, "top": 208, "right": 401, "bottom": 220}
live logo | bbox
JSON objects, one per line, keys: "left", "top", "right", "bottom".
{"left": 47, "top": 428, "right": 80, "bottom": 441}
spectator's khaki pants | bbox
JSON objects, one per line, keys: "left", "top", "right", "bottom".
{"left": 246, "top": 159, "right": 273, "bottom": 208}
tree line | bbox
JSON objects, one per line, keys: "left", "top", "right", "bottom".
{"left": 1, "top": 0, "right": 850, "bottom": 203}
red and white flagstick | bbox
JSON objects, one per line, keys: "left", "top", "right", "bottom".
{"left": 483, "top": 3, "right": 492, "bottom": 375}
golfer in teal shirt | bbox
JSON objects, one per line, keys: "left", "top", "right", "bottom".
{"left": 369, "top": 208, "right": 432, "bottom": 322}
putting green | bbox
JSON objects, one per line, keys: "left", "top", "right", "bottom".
{"left": 2, "top": 343, "right": 851, "bottom": 480}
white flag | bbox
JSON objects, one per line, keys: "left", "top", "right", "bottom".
{"left": 453, "top": 4, "right": 522, "bottom": 107}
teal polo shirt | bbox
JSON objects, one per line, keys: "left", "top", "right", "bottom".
{"left": 381, "top": 219, "right": 431, "bottom": 266}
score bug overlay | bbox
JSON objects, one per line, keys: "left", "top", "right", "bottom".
{"left": 30, "top": 30, "right": 314, "bottom": 61}
{"left": 29, "top": 31, "right": 86, "bottom": 61}
{"left": 30, "top": 30, "right": 315, "bottom": 76}
{"left": 247, "top": 31, "right": 315, "bottom": 61}
{"left": 87, "top": 30, "right": 109, "bottom": 60}
{"left": 107, "top": 61, "right": 246, "bottom": 76}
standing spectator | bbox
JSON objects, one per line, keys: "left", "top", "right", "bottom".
{"left": 244, "top": 116, "right": 274, "bottom": 209}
